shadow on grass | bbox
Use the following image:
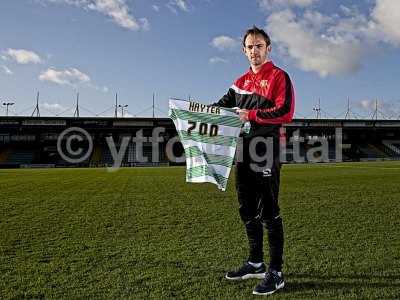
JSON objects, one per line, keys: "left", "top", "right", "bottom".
{"left": 221, "top": 272, "right": 400, "bottom": 295}
{"left": 284, "top": 272, "right": 400, "bottom": 293}
{"left": 287, "top": 272, "right": 400, "bottom": 281}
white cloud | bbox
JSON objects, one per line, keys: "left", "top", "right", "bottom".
{"left": 3, "top": 49, "right": 42, "bottom": 64}
{"left": 266, "top": 10, "right": 363, "bottom": 77}
{"left": 209, "top": 57, "right": 228, "bottom": 64}
{"left": 88, "top": 83, "right": 110, "bottom": 93}
{"left": 42, "top": 102, "right": 68, "bottom": 114}
{"left": 1, "top": 65, "right": 13, "bottom": 75}
{"left": 210, "top": 36, "right": 240, "bottom": 51}
{"left": 175, "top": 0, "right": 189, "bottom": 11}
{"left": 42, "top": 0, "right": 147, "bottom": 31}
{"left": 123, "top": 111, "right": 133, "bottom": 117}
{"left": 167, "top": 0, "right": 190, "bottom": 13}
{"left": 258, "top": 0, "right": 317, "bottom": 10}
{"left": 371, "top": 0, "right": 400, "bottom": 46}
{"left": 39, "top": 67, "right": 91, "bottom": 86}
{"left": 87, "top": 0, "right": 140, "bottom": 30}
{"left": 356, "top": 99, "right": 377, "bottom": 111}
{"left": 257, "top": 0, "right": 400, "bottom": 77}
{"left": 302, "top": 10, "right": 333, "bottom": 29}
{"left": 152, "top": 4, "right": 160, "bottom": 12}
{"left": 39, "top": 67, "right": 109, "bottom": 93}
{"left": 139, "top": 18, "right": 150, "bottom": 31}
{"left": 355, "top": 99, "right": 400, "bottom": 118}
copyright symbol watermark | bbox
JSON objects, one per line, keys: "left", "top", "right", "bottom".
{"left": 57, "top": 127, "right": 93, "bottom": 164}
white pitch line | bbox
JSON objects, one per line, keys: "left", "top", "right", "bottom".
{"left": 324, "top": 165, "right": 400, "bottom": 170}
{"left": 284, "top": 164, "right": 400, "bottom": 170}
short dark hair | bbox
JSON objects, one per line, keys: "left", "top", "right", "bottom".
{"left": 242, "top": 26, "right": 271, "bottom": 47}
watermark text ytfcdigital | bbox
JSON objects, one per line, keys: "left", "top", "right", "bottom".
{"left": 57, "top": 126, "right": 346, "bottom": 172}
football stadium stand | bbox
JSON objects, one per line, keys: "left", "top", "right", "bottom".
{"left": 0, "top": 116, "right": 399, "bottom": 168}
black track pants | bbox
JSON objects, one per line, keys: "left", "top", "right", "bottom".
{"left": 235, "top": 137, "right": 284, "bottom": 271}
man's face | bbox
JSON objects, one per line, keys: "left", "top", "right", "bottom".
{"left": 243, "top": 34, "right": 270, "bottom": 67}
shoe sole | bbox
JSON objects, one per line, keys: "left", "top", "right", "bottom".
{"left": 252, "top": 281, "right": 285, "bottom": 296}
{"left": 225, "top": 273, "right": 266, "bottom": 280}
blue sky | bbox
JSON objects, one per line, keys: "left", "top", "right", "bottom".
{"left": 0, "top": 0, "right": 399, "bottom": 119}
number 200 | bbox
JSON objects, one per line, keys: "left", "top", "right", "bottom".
{"left": 187, "top": 121, "right": 219, "bottom": 137}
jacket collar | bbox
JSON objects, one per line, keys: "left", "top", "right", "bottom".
{"left": 248, "top": 61, "right": 274, "bottom": 76}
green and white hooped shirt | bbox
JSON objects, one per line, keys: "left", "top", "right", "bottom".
{"left": 169, "top": 99, "right": 242, "bottom": 191}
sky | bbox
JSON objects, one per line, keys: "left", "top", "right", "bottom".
{"left": 0, "top": 0, "right": 400, "bottom": 119}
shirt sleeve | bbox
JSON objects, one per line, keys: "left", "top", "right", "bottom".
{"left": 212, "top": 87, "right": 236, "bottom": 108}
{"left": 247, "top": 71, "right": 295, "bottom": 125}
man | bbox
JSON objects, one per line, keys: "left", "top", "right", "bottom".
{"left": 213, "top": 26, "right": 295, "bottom": 296}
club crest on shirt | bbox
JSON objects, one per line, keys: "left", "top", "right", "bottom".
{"left": 244, "top": 79, "right": 252, "bottom": 87}
{"left": 260, "top": 80, "right": 268, "bottom": 89}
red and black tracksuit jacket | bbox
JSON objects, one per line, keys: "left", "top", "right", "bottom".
{"left": 214, "top": 61, "right": 295, "bottom": 269}
{"left": 215, "top": 60, "right": 295, "bottom": 139}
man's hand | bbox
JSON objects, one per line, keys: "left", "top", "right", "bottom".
{"left": 236, "top": 109, "right": 250, "bottom": 122}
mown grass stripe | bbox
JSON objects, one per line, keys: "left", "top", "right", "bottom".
{"left": 178, "top": 130, "right": 237, "bottom": 147}
{"left": 2, "top": 162, "right": 400, "bottom": 299}
{"left": 170, "top": 108, "right": 241, "bottom": 128}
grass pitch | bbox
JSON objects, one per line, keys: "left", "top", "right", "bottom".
{"left": 1, "top": 161, "right": 400, "bottom": 299}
